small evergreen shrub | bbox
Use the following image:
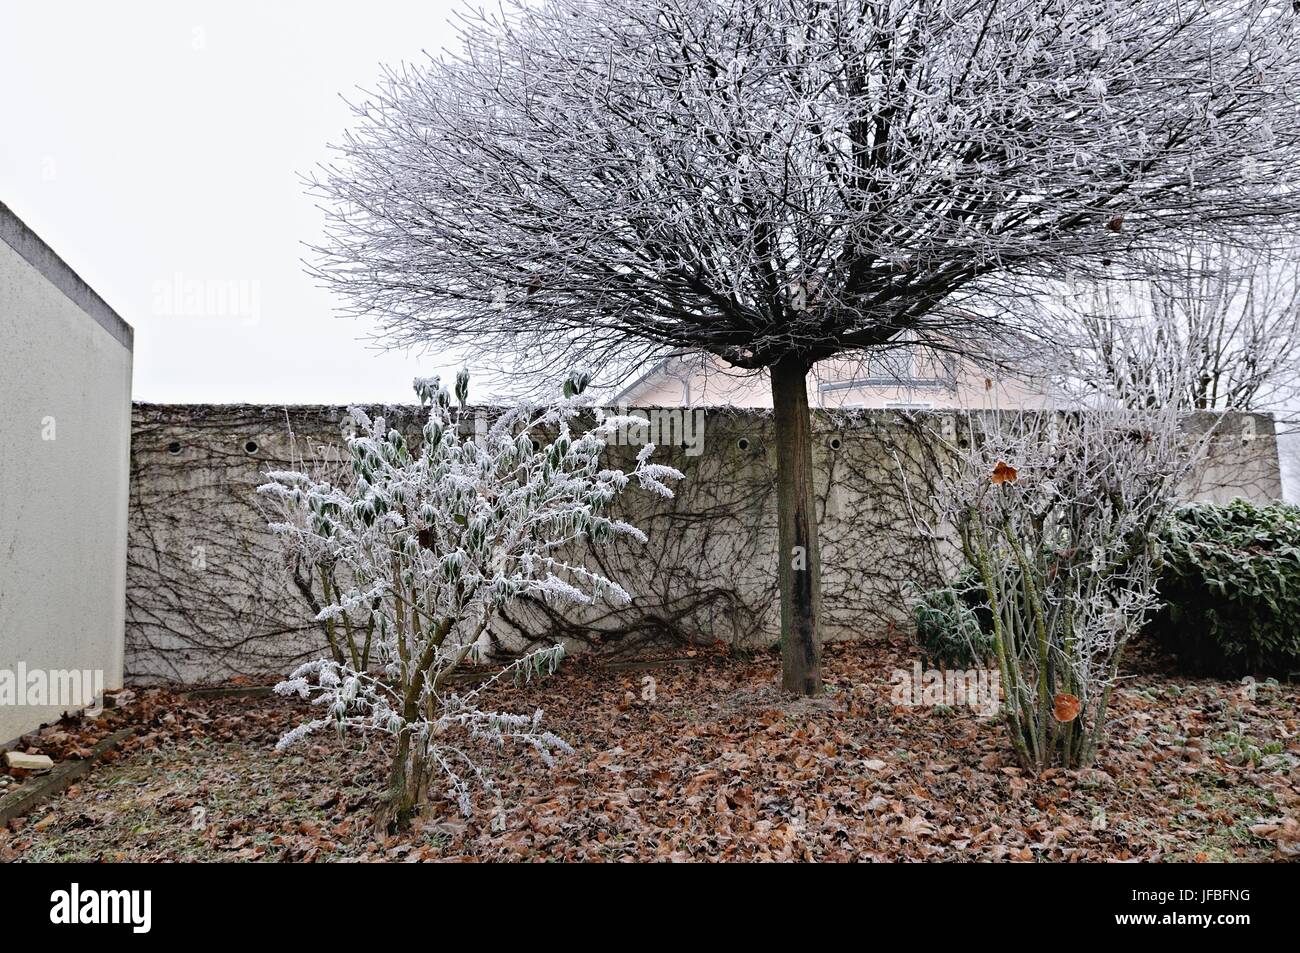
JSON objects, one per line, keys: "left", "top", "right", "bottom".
{"left": 913, "top": 570, "right": 993, "bottom": 669}
{"left": 1151, "top": 499, "right": 1300, "bottom": 678}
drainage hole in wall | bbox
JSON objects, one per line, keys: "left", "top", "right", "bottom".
{"left": 829, "top": 436, "right": 843, "bottom": 451}
{"left": 166, "top": 441, "right": 182, "bottom": 455}
{"left": 244, "top": 439, "right": 260, "bottom": 455}
{"left": 736, "top": 437, "right": 750, "bottom": 451}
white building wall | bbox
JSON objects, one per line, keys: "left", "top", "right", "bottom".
{"left": 0, "top": 203, "right": 132, "bottom": 744}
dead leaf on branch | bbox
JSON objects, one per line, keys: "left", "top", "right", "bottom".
{"left": 991, "top": 461, "right": 1018, "bottom": 484}
{"left": 1053, "top": 693, "right": 1082, "bottom": 723}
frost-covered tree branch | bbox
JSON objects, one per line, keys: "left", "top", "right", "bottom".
{"left": 1049, "top": 242, "right": 1300, "bottom": 412}
{"left": 310, "top": 0, "right": 1300, "bottom": 378}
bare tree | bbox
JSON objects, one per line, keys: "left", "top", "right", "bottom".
{"left": 1058, "top": 242, "right": 1300, "bottom": 411}
{"left": 310, "top": 0, "right": 1300, "bottom": 694}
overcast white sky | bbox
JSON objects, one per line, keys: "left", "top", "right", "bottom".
{"left": 1, "top": 0, "right": 466, "bottom": 403}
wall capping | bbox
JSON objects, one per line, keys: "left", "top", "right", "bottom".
{"left": 0, "top": 200, "right": 134, "bottom": 352}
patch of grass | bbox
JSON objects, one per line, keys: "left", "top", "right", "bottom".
{"left": 1205, "top": 731, "right": 1286, "bottom": 768}
{"left": 1163, "top": 775, "right": 1279, "bottom": 862}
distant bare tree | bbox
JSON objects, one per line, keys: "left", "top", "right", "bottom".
{"left": 310, "top": 0, "right": 1300, "bottom": 694}
{"left": 1060, "top": 242, "right": 1300, "bottom": 411}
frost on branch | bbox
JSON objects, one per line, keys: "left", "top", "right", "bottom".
{"left": 1044, "top": 241, "right": 1300, "bottom": 414}
{"left": 257, "top": 371, "right": 682, "bottom": 830}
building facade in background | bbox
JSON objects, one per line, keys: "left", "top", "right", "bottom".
{"left": 614, "top": 347, "right": 1048, "bottom": 411}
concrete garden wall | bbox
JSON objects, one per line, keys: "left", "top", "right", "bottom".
{"left": 123, "top": 402, "right": 1282, "bottom": 685}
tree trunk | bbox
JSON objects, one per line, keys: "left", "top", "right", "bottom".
{"left": 770, "top": 356, "right": 822, "bottom": 695}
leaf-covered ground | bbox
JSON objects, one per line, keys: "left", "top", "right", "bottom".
{"left": 3, "top": 640, "right": 1297, "bottom": 862}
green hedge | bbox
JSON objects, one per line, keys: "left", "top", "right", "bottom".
{"left": 1149, "top": 499, "right": 1300, "bottom": 678}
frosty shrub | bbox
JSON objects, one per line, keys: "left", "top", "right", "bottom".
{"left": 912, "top": 570, "right": 993, "bottom": 670}
{"left": 258, "top": 371, "right": 682, "bottom": 830}
{"left": 936, "top": 408, "right": 1199, "bottom": 770}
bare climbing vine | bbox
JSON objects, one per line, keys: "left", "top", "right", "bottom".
{"left": 128, "top": 404, "right": 958, "bottom": 681}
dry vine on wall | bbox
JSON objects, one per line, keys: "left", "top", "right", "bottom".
{"left": 127, "top": 404, "right": 959, "bottom": 683}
